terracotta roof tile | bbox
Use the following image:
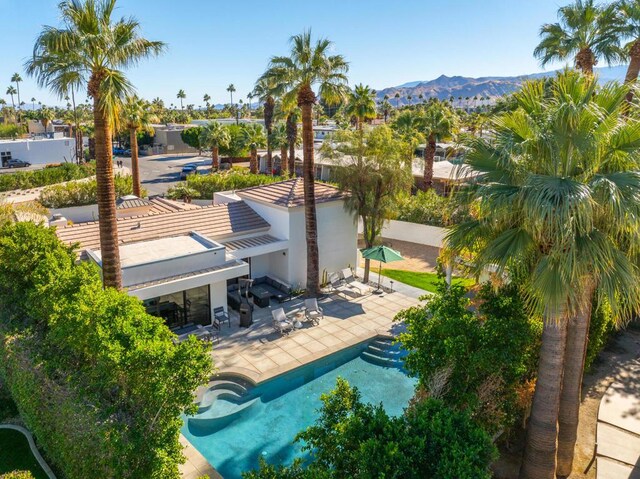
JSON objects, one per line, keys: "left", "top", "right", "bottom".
{"left": 56, "top": 200, "right": 270, "bottom": 255}
{"left": 236, "top": 178, "right": 344, "bottom": 208}
{"left": 148, "top": 197, "right": 202, "bottom": 214}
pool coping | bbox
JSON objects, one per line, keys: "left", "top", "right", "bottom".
{"left": 0, "top": 423, "right": 57, "bottom": 479}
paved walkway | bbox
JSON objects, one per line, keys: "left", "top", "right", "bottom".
{"left": 597, "top": 352, "right": 640, "bottom": 478}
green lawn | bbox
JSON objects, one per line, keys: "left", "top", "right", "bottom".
{"left": 0, "top": 429, "right": 48, "bottom": 479}
{"left": 380, "top": 269, "right": 474, "bottom": 294}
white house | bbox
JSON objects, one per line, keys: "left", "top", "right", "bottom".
{"left": 55, "top": 180, "right": 358, "bottom": 330}
{"left": 0, "top": 137, "right": 77, "bottom": 166}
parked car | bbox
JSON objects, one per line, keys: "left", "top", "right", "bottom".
{"left": 6, "top": 159, "right": 31, "bottom": 168}
{"left": 179, "top": 164, "right": 198, "bottom": 180}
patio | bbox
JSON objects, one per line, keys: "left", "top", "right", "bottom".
{"left": 209, "top": 289, "right": 422, "bottom": 383}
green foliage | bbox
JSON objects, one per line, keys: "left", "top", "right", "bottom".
{"left": 168, "top": 169, "right": 284, "bottom": 200}
{"left": 0, "top": 124, "right": 22, "bottom": 139}
{"left": 396, "top": 282, "right": 541, "bottom": 431}
{"left": 0, "top": 162, "right": 95, "bottom": 192}
{"left": 0, "top": 379, "right": 18, "bottom": 422}
{"left": 585, "top": 298, "right": 616, "bottom": 371}
{"left": 380, "top": 268, "right": 473, "bottom": 293}
{"left": 39, "top": 174, "right": 143, "bottom": 208}
{"left": 0, "top": 223, "right": 212, "bottom": 479}
{"left": 0, "top": 471, "right": 36, "bottom": 479}
{"left": 220, "top": 124, "right": 250, "bottom": 157}
{"left": 180, "top": 126, "right": 203, "bottom": 150}
{"left": 245, "top": 378, "right": 496, "bottom": 479}
{"left": 395, "top": 189, "right": 470, "bottom": 227}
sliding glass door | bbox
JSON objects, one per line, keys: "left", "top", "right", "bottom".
{"left": 143, "top": 284, "right": 211, "bottom": 329}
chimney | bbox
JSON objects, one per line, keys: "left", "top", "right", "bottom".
{"left": 49, "top": 213, "right": 68, "bottom": 228}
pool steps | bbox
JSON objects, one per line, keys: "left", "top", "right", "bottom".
{"left": 360, "top": 338, "right": 407, "bottom": 369}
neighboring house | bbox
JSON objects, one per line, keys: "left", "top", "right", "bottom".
{"left": 0, "top": 137, "right": 77, "bottom": 166}
{"left": 54, "top": 180, "right": 357, "bottom": 330}
{"left": 152, "top": 124, "right": 198, "bottom": 154}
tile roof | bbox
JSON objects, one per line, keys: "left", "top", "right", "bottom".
{"left": 56, "top": 200, "right": 270, "bottom": 256}
{"left": 148, "top": 197, "right": 202, "bottom": 214}
{"left": 222, "top": 234, "right": 285, "bottom": 252}
{"left": 116, "top": 196, "right": 151, "bottom": 209}
{"left": 236, "top": 178, "right": 345, "bottom": 208}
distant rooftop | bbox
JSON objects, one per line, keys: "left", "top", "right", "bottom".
{"left": 236, "top": 178, "right": 345, "bottom": 208}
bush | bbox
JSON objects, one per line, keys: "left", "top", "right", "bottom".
{"left": 0, "top": 223, "right": 212, "bottom": 479}
{"left": 168, "top": 169, "right": 285, "bottom": 200}
{"left": 396, "top": 282, "right": 541, "bottom": 432}
{"left": 180, "top": 127, "right": 202, "bottom": 151}
{"left": 585, "top": 298, "right": 616, "bottom": 371}
{"left": 244, "top": 378, "right": 496, "bottom": 479}
{"left": 0, "top": 124, "right": 23, "bottom": 139}
{"left": 394, "top": 189, "right": 470, "bottom": 227}
{"left": 0, "top": 472, "right": 36, "bottom": 479}
{"left": 0, "top": 162, "right": 95, "bottom": 192}
{"left": 39, "top": 174, "right": 143, "bottom": 208}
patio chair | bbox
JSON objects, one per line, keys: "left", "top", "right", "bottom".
{"left": 330, "top": 278, "right": 359, "bottom": 298}
{"left": 304, "top": 298, "right": 323, "bottom": 325}
{"left": 272, "top": 308, "right": 294, "bottom": 336}
{"left": 213, "top": 306, "right": 231, "bottom": 328}
{"left": 341, "top": 268, "right": 369, "bottom": 295}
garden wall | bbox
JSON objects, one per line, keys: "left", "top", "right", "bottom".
{"left": 358, "top": 219, "right": 446, "bottom": 248}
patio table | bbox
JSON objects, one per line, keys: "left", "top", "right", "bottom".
{"left": 250, "top": 286, "right": 271, "bottom": 308}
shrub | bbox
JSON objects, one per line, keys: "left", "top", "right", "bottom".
{"left": 395, "top": 282, "right": 541, "bottom": 432}
{"left": 0, "top": 223, "right": 212, "bottom": 479}
{"left": 180, "top": 126, "right": 202, "bottom": 151}
{"left": 0, "top": 472, "right": 36, "bottom": 479}
{"left": 0, "top": 162, "right": 95, "bottom": 192}
{"left": 39, "top": 174, "right": 143, "bottom": 208}
{"left": 394, "top": 189, "right": 470, "bottom": 227}
{"left": 585, "top": 298, "right": 616, "bottom": 371}
{"left": 0, "top": 124, "right": 23, "bottom": 139}
{"left": 244, "top": 378, "right": 496, "bottom": 479}
{"left": 168, "top": 169, "right": 285, "bottom": 200}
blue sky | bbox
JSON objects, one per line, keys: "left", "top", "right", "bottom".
{"left": 0, "top": 0, "right": 571, "bottom": 107}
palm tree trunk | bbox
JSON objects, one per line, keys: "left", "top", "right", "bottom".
{"left": 91, "top": 79, "right": 122, "bottom": 290}
{"left": 281, "top": 145, "right": 288, "bottom": 176}
{"left": 212, "top": 146, "right": 219, "bottom": 170}
{"left": 130, "top": 128, "right": 141, "bottom": 198}
{"left": 298, "top": 84, "right": 320, "bottom": 296}
{"left": 423, "top": 134, "right": 436, "bottom": 190}
{"left": 624, "top": 39, "right": 640, "bottom": 104}
{"left": 556, "top": 284, "right": 595, "bottom": 477}
{"left": 287, "top": 113, "right": 297, "bottom": 177}
{"left": 250, "top": 148, "right": 258, "bottom": 174}
{"left": 519, "top": 317, "right": 568, "bottom": 479}
{"left": 575, "top": 48, "right": 595, "bottom": 76}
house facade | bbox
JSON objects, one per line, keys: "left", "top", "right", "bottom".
{"left": 55, "top": 180, "right": 358, "bottom": 330}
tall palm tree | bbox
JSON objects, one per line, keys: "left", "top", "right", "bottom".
{"left": 393, "top": 92, "right": 400, "bottom": 108}
{"left": 345, "top": 83, "right": 377, "bottom": 130}
{"left": 11, "top": 73, "right": 22, "bottom": 121}
{"left": 30, "top": 97, "right": 36, "bottom": 110}
{"left": 177, "top": 89, "right": 186, "bottom": 111}
{"left": 6, "top": 86, "right": 16, "bottom": 109}
{"left": 27, "top": 0, "right": 164, "bottom": 290}
{"left": 39, "top": 106, "right": 54, "bottom": 131}
{"left": 285, "top": 108, "right": 299, "bottom": 175}
{"left": 534, "top": 0, "right": 623, "bottom": 75}
{"left": 199, "top": 120, "right": 230, "bottom": 170}
{"left": 448, "top": 72, "right": 640, "bottom": 479}
{"left": 246, "top": 92, "right": 253, "bottom": 117}
{"left": 261, "top": 30, "right": 349, "bottom": 295}
{"left": 252, "top": 76, "right": 277, "bottom": 173}
{"left": 226, "top": 83, "right": 236, "bottom": 124}
{"left": 241, "top": 123, "right": 266, "bottom": 174}
{"left": 122, "top": 95, "right": 155, "bottom": 197}
{"left": 418, "top": 102, "right": 455, "bottom": 190}
{"left": 203, "top": 93, "right": 211, "bottom": 115}
{"left": 391, "top": 110, "right": 424, "bottom": 161}
{"left": 619, "top": 0, "right": 640, "bottom": 102}
{"left": 269, "top": 123, "right": 289, "bottom": 175}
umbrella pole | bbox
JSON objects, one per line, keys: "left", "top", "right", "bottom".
{"left": 375, "top": 261, "right": 383, "bottom": 294}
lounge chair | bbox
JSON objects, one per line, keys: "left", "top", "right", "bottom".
{"left": 304, "top": 298, "right": 323, "bottom": 325}
{"left": 341, "top": 268, "right": 369, "bottom": 295}
{"left": 272, "top": 308, "right": 294, "bottom": 336}
{"left": 214, "top": 306, "right": 231, "bottom": 328}
{"left": 330, "top": 277, "right": 359, "bottom": 298}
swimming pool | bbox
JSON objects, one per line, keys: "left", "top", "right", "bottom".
{"left": 181, "top": 338, "right": 416, "bottom": 478}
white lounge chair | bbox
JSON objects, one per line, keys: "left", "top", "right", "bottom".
{"left": 304, "top": 298, "right": 323, "bottom": 325}
{"left": 341, "top": 268, "right": 369, "bottom": 295}
{"left": 272, "top": 308, "right": 294, "bottom": 336}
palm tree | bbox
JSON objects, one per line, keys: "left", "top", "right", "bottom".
{"left": 122, "top": 95, "right": 155, "bottom": 197}
{"left": 241, "top": 123, "right": 266, "bottom": 174}
{"left": 11, "top": 73, "right": 22, "bottom": 120}
{"left": 226, "top": 83, "right": 236, "bottom": 124}
{"left": 246, "top": 92, "right": 253, "bottom": 117}
{"left": 534, "top": 0, "right": 623, "bottom": 75}
{"left": 393, "top": 92, "right": 400, "bottom": 108}
{"left": 261, "top": 30, "right": 349, "bottom": 295}
{"left": 418, "top": 103, "right": 455, "bottom": 190}
{"left": 30, "top": 97, "right": 36, "bottom": 110}
{"left": 6, "top": 86, "right": 16, "bottom": 109}
{"left": 203, "top": 93, "right": 211, "bottom": 115}
{"left": 177, "top": 89, "right": 186, "bottom": 111}
{"left": 392, "top": 110, "right": 424, "bottom": 161}
{"left": 39, "top": 106, "right": 54, "bottom": 131}
{"left": 380, "top": 99, "right": 392, "bottom": 123}
{"left": 619, "top": 0, "right": 640, "bottom": 102}
{"left": 252, "top": 76, "right": 276, "bottom": 172}
{"left": 269, "top": 123, "right": 289, "bottom": 175}
{"left": 199, "top": 121, "right": 230, "bottom": 170}
{"left": 285, "top": 108, "right": 299, "bottom": 175}
{"left": 448, "top": 72, "right": 640, "bottom": 479}
{"left": 345, "top": 83, "right": 376, "bottom": 130}
{"left": 27, "top": 0, "right": 164, "bottom": 290}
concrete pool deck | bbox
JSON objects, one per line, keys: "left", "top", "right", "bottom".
{"left": 179, "top": 287, "right": 423, "bottom": 479}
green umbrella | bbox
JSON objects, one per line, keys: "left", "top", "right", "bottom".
{"left": 360, "top": 245, "right": 403, "bottom": 293}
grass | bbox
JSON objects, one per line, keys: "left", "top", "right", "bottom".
{"left": 0, "top": 429, "right": 48, "bottom": 479}
{"left": 380, "top": 269, "right": 474, "bottom": 294}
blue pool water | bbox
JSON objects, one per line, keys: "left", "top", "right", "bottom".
{"left": 182, "top": 339, "right": 416, "bottom": 478}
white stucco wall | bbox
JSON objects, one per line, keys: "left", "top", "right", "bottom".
{"left": 241, "top": 198, "right": 291, "bottom": 240}
{"left": 0, "top": 137, "right": 76, "bottom": 165}
{"left": 358, "top": 219, "right": 446, "bottom": 248}
{"left": 269, "top": 250, "right": 289, "bottom": 283}
{"left": 209, "top": 281, "right": 228, "bottom": 314}
{"left": 249, "top": 253, "right": 270, "bottom": 278}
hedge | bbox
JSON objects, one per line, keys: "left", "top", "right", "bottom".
{"left": 0, "top": 162, "right": 95, "bottom": 192}
{"left": 39, "top": 174, "right": 143, "bottom": 208}
{"left": 167, "top": 169, "right": 285, "bottom": 200}
{"left": 394, "top": 189, "right": 470, "bottom": 227}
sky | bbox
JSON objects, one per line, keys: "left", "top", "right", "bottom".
{"left": 0, "top": 0, "right": 571, "bottom": 108}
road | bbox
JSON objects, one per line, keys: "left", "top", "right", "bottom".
{"left": 119, "top": 153, "right": 211, "bottom": 196}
